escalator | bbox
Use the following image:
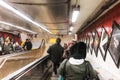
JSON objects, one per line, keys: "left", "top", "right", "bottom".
{"left": 0, "top": 39, "right": 53, "bottom": 80}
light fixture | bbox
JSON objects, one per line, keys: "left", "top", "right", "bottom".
{"left": 0, "top": 0, "right": 52, "bottom": 34}
{"left": 72, "top": 6, "right": 80, "bottom": 22}
{"left": 0, "top": 20, "right": 37, "bottom": 34}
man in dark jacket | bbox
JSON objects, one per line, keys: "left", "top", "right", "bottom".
{"left": 23, "top": 39, "right": 32, "bottom": 50}
{"left": 47, "top": 38, "right": 64, "bottom": 75}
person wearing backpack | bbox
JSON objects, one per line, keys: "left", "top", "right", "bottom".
{"left": 58, "top": 42, "right": 99, "bottom": 80}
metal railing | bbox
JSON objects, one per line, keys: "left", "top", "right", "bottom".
{"left": 2, "top": 55, "right": 52, "bottom": 80}
{"left": 0, "top": 39, "right": 50, "bottom": 80}
{"left": 0, "top": 39, "right": 46, "bottom": 69}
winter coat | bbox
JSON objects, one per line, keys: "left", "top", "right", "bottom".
{"left": 47, "top": 43, "right": 64, "bottom": 64}
{"left": 23, "top": 42, "right": 32, "bottom": 50}
{"left": 59, "top": 58, "right": 97, "bottom": 80}
{"left": 2, "top": 43, "right": 14, "bottom": 54}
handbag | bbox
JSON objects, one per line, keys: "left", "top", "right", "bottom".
{"left": 84, "top": 61, "right": 92, "bottom": 80}
{"left": 58, "top": 75, "right": 64, "bottom": 80}
{"left": 84, "top": 61, "right": 100, "bottom": 80}
{"left": 58, "top": 60, "right": 68, "bottom": 80}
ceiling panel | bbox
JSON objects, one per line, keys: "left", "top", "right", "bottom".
{"left": 46, "top": 23, "right": 69, "bottom": 34}
{"left": 8, "top": 4, "right": 68, "bottom": 23}
{"left": 5, "top": 0, "right": 68, "bottom": 3}
{"left": 71, "top": 0, "right": 109, "bottom": 34}
{"left": 0, "top": 0, "right": 117, "bottom": 36}
{"left": 0, "top": 6, "right": 41, "bottom": 33}
{"left": 4, "top": 0, "right": 69, "bottom": 34}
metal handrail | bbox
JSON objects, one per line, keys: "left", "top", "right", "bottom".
{"left": 2, "top": 55, "right": 49, "bottom": 80}
{"left": 0, "top": 39, "right": 47, "bottom": 80}
{"left": 38, "top": 39, "right": 45, "bottom": 49}
{"left": 0, "top": 58, "right": 7, "bottom": 69}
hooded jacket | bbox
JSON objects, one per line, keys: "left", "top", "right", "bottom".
{"left": 59, "top": 58, "right": 97, "bottom": 80}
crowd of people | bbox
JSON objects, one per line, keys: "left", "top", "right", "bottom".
{"left": 0, "top": 36, "right": 99, "bottom": 79}
{"left": 0, "top": 38, "right": 32, "bottom": 55}
{"left": 47, "top": 38, "right": 99, "bottom": 80}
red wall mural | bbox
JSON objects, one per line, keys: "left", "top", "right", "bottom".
{"left": 80, "top": 3, "right": 120, "bottom": 36}
{"left": 78, "top": 3, "right": 120, "bottom": 68}
{"left": 0, "top": 31, "right": 21, "bottom": 45}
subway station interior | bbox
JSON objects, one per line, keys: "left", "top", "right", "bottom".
{"left": 0, "top": 0, "right": 120, "bottom": 80}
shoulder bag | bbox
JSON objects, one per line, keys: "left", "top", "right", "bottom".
{"left": 84, "top": 61, "right": 100, "bottom": 80}
{"left": 58, "top": 60, "right": 68, "bottom": 80}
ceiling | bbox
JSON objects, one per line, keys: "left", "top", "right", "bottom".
{"left": 0, "top": 0, "right": 118, "bottom": 35}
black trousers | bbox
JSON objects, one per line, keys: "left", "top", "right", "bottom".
{"left": 53, "top": 63, "right": 60, "bottom": 75}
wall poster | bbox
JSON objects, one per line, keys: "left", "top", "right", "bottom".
{"left": 99, "top": 27, "right": 109, "bottom": 60}
{"left": 86, "top": 33, "right": 90, "bottom": 53}
{"left": 89, "top": 31, "right": 95, "bottom": 54}
{"left": 85, "top": 34, "right": 87, "bottom": 44}
{"left": 108, "top": 21, "right": 120, "bottom": 68}
{"left": 86, "top": 33, "right": 90, "bottom": 48}
{"left": 92, "top": 31, "right": 96, "bottom": 54}
{"left": 93, "top": 30, "right": 101, "bottom": 57}
{"left": 81, "top": 35, "right": 84, "bottom": 42}
{"left": 83, "top": 34, "right": 86, "bottom": 43}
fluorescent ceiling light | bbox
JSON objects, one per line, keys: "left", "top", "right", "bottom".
{"left": 0, "top": 0, "right": 52, "bottom": 34}
{"left": 72, "top": 10, "right": 79, "bottom": 22}
{"left": 69, "top": 26, "right": 74, "bottom": 31}
{"left": 0, "top": 21, "right": 37, "bottom": 34}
